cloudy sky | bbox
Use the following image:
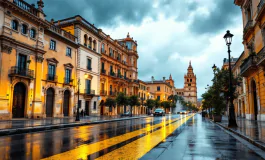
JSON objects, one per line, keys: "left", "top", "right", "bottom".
{"left": 28, "top": 0, "right": 243, "bottom": 98}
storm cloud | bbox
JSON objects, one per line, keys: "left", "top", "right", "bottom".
{"left": 27, "top": 0, "right": 243, "bottom": 98}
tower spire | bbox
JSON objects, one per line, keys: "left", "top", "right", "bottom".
{"left": 169, "top": 74, "right": 172, "bottom": 80}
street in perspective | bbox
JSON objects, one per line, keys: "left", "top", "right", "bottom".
{"left": 0, "top": 0, "right": 265, "bottom": 159}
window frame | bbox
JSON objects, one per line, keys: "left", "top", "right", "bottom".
{"left": 21, "top": 24, "right": 28, "bottom": 35}
{"left": 66, "top": 47, "right": 72, "bottom": 57}
{"left": 29, "top": 28, "right": 36, "bottom": 39}
{"left": 87, "top": 58, "right": 92, "bottom": 70}
{"left": 12, "top": 20, "right": 19, "bottom": 31}
{"left": 50, "top": 39, "right": 56, "bottom": 51}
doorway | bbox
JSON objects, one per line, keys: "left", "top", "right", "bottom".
{"left": 46, "top": 88, "right": 55, "bottom": 117}
{"left": 63, "top": 90, "right": 70, "bottom": 116}
{"left": 85, "top": 101, "right": 89, "bottom": 116}
{"left": 251, "top": 80, "right": 258, "bottom": 120}
{"left": 12, "top": 82, "right": 26, "bottom": 118}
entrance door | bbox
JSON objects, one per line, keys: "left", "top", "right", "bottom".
{"left": 63, "top": 90, "right": 70, "bottom": 116}
{"left": 12, "top": 82, "right": 26, "bottom": 118}
{"left": 252, "top": 81, "right": 258, "bottom": 120}
{"left": 85, "top": 101, "right": 89, "bottom": 116}
{"left": 46, "top": 88, "right": 55, "bottom": 117}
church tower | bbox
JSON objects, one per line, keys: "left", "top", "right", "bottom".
{"left": 183, "top": 61, "right": 197, "bottom": 105}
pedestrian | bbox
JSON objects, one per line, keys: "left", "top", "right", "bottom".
{"left": 81, "top": 109, "right": 84, "bottom": 117}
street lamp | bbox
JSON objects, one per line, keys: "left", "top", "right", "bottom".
{"left": 75, "top": 78, "right": 80, "bottom": 121}
{"left": 223, "top": 30, "right": 237, "bottom": 127}
{"left": 212, "top": 64, "right": 217, "bottom": 74}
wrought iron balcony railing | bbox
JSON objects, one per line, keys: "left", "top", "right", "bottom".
{"left": 64, "top": 77, "right": 73, "bottom": 84}
{"left": 46, "top": 74, "right": 58, "bottom": 82}
{"left": 101, "top": 69, "right": 106, "bottom": 74}
{"left": 84, "top": 89, "right": 95, "bottom": 95}
{"left": 109, "top": 91, "right": 117, "bottom": 96}
{"left": 257, "top": 46, "right": 265, "bottom": 65}
{"left": 240, "top": 54, "right": 257, "bottom": 77}
{"left": 13, "top": 0, "right": 38, "bottom": 16}
{"left": 109, "top": 72, "right": 116, "bottom": 77}
{"left": 100, "top": 90, "right": 107, "bottom": 95}
{"left": 9, "top": 66, "right": 34, "bottom": 78}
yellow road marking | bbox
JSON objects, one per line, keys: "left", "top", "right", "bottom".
{"left": 42, "top": 116, "right": 188, "bottom": 160}
{"left": 95, "top": 114, "right": 195, "bottom": 160}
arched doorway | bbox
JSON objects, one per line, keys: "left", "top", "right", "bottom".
{"left": 12, "top": 82, "right": 26, "bottom": 118}
{"left": 63, "top": 90, "right": 70, "bottom": 116}
{"left": 46, "top": 88, "right": 55, "bottom": 117}
{"left": 251, "top": 80, "right": 258, "bottom": 120}
{"left": 100, "top": 100, "right": 104, "bottom": 115}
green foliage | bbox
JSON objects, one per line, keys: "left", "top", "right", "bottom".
{"left": 105, "top": 98, "right": 116, "bottom": 108}
{"left": 116, "top": 92, "right": 128, "bottom": 106}
{"left": 146, "top": 99, "right": 155, "bottom": 109}
{"left": 128, "top": 95, "right": 140, "bottom": 107}
{"left": 161, "top": 101, "right": 171, "bottom": 109}
{"left": 154, "top": 98, "right": 161, "bottom": 108}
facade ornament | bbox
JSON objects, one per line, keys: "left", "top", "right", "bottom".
{"left": 36, "top": 53, "right": 44, "bottom": 63}
{"left": 2, "top": 45, "right": 12, "bottom": 54}
{"left": 37, "top": 0, "right": 44, "bottom": 11}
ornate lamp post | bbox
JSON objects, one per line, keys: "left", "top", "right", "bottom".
{"left": 224, "top": 30, "right": 237, "bottom": 127}
{"left": 212, "top": 64, "right": 217, "bottom": 75}
{"left": 75, "top": 78, "right": 80, "bottom": 121}
{"left": 76, "top": 74, "right": 89, "bottom": 121}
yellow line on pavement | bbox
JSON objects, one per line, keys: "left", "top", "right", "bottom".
{"left": 95, "top": 114, "right": 195, "bottom": 160}
{"left": 42, "top": 116, "right": 187, "bottom": 160}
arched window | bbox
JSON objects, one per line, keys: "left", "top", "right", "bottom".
{"left": 187, "top": 79, "right": 189, "bottom": 82}
{"left": 190, "top": 79, "right": 192, "bottom": 82}
{"left": 12, "top": 20, "right": 18, "bottom": 31}
{"left": 88, "top": 37, "right": 92, "bottom": 48}
{"left": 93, "top": 40, "right": 97, "bottom": 51}
{"left": 84, "top": 34, "right": 88, "bottom": 46}
{"left": 30, "top": 28, "right": 36, "bottom": 39}
{"left": 21, "top": 24, "right": 28, "bottom": 35}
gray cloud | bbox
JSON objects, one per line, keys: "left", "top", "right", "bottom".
{"left": 189, "top": 0, "right": 241, "bottom": 35}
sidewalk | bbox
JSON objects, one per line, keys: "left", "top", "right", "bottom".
{"left": 217, "top": 116, "right": 265, "bottom": 151}
{"left": 0, "top": 115, "right": 149, "bottom": 136}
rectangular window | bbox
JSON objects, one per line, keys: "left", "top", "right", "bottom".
{"left": 50, "top": 40, "right": 56, "bottom": 50}
{"left": 66, "top": 47, "right": 71, "bottom": 57}
{"left": 110, "top": 65, "right": 113, "bottom": 73}
{"left": 93, "top": 101, "right": 97, "bottom": 110}
{"left": 188, "top": 84, "right": 191, "bottom": 86}
{"left": 157, "top": 86, "right": 160, "bottom": 91}
{"left": 48, "top": 64, "right": 55, "bottom": 81}
{"left": 101, "top": 43, "right": 105, "bottom": 53}
{"left": 18, "top": 54, "right": 27, "bottom": 70}
{"left": 65, "top": 69, "right": 71, "bottom": 84}
{"left": 157, "top": 96, "right": 160, "bottom": 101}
{"left": 87, "top": 59, "right": 92, "bottom": 70}
{"left": 86, "top": 79, "right": 91, "bottom": 94}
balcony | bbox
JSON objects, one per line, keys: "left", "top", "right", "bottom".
{"left": 240, "top": 55, "right": 258, "bottom": 77}
{"left": 9, "top": 66, "right": 34, "bottom": 79}
{"left": 257, "top": 47, "right": 265, "bottom": 66}
{"left": 243, "top": 20, "right": 253, "bottom": 40}
{"left": 109, "top": 72, "right": 116, "bottom": 77}
{"left": 87, "top": 66, "right": 92, "bottom": 71}
{"left": 101, "top": 49, "right": 106, "bottom": 54}
{"left": 117, "top": 74, "right": 123, "bottom": 79}
{"left": 109, "top": 91, "right": 117, "bottom": 96}
{"left": 49, "top": 25, "right": 76, "bottom": 42}
{"left": 13, "top": 0, "right": 38, "bottom": 16}
{"left": 84, "top": 89, "right": 95, "bottom": 95}
{"left": 257, "top": 0, "right": 265, "bottom": 22}
{"left": 100, "top": 90, "right": 107, "bottom": 96}
{"left": 101, "top": 69, "right": 106, "bottom": 74}
{"left": 46, "top": 74, "right": 58, "bottom": 82}
{"left": 64, "top": 78, "right": 73, "bottom": 85}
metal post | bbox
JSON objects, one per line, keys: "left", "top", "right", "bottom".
{"left": 227, "top": 45, "right": 237, "bottom": 127}
{"left": 75, "top": 79, "right": 80, "bottom": 121}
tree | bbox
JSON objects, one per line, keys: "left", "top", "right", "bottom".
{"left": 105, "top": 98, "right": 116, "bottom": 115}
{"left": 154, "top": 98, "right": 161, "bottom": 108}
{"left": 116, "top": 92, "right": 128, "bottom": 114}
{"left": 128, "top": 95, "right": 140, "bottom": 116}
{"left": 161, "top": 101, "right": 171, "bottom": 113}
{"left": 145, "top": 99, "right": 155, "bottom": 114}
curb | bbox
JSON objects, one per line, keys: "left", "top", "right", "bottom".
{"left": 208, "top": 119, "right": 265, "bottom": 152}
{"left": 0, "top": 116, "right": 149, "bottom": 136}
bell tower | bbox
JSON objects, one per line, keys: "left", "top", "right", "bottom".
{"left": 183, "top": 61, "right": 197, "bottom": 105}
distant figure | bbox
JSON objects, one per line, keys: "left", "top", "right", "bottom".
{"left": 81, "top": 109, "right": 84, "bottom": 117}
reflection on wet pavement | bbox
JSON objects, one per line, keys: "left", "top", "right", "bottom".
{"left": 144, "top": 115, "right": 263, "bottom": 160}
{"left": 0, "top": 114, "right": 184, "bottom": 160}
{"left": 220, "top": 116, "right": 265, "bottom": 147}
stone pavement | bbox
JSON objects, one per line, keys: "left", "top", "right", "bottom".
{"left": 0, "top": 115, "right": 148, "bottom": 136}
{"left": 217, "top": 116, "right": 265, "bottom": 151}
{"left": 142, "top": 114, "right": 264, "bottom": 160}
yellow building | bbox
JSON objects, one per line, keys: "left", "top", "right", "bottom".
{"left": 232, "top": 52, "right": 248, "bottom": 118}
{"left": 145, "top": 76, "right": 173, "bottom": 102}
{"left": 235, "top": 0, "right": 265, "bottom": 120}
{"left": 138, "top": 80, "right": 148, "bottom": 114}
{"left": 0, "top": 0, "right": 78, "bottom": 119}
{"left": 99, "top": 32, "right": 139, "bottom": 115}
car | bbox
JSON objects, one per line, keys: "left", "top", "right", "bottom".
{"left": 121, "top": 111, "right": 131, "bottom": 117}
{"left": 153, "top": 108, "right": 165, "bottom": 116}
{"left": 179, "top": 110, "right": 188, "bottom": 114}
